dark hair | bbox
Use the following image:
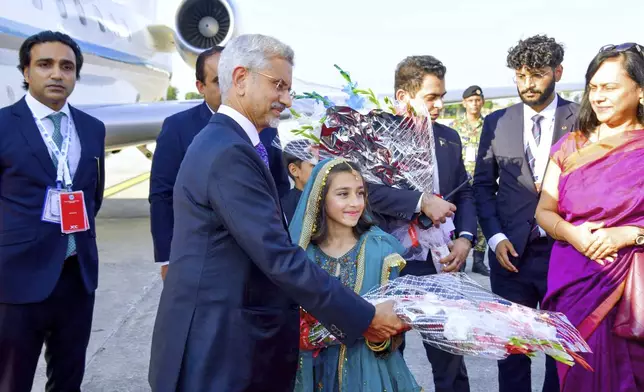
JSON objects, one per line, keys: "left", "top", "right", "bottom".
{"left": 282, "top": 139, "right": 312, "bottom": 180}
{"left": 283, "top": 152, "right": 302, "bottom": 180}
{"left": 310, "top": 161, "right": 374, "bottom": 244}
{"left": 195, "top": 46, "right": 225, "bottom": 83}
{"left": 18, "top": 30, "right": 83, "bottom": 90}
{"left": 506, "top": 35, "right": 564, "bottom": 70}
{"left": 395, "top": 55, "right": 446, "bottom": 97}
{"left": 578, "top": 48, "right": 644, "bottom": 137}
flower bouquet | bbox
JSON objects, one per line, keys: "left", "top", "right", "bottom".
{"left": 298, "top": 274, "right": 592, "bottom": 369}
{"left": 277, "top": 65, "right": 452, "bottom": 267}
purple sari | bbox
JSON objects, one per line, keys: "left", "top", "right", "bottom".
{"left": 542, "top": 130, "right": 644, "bottom": 392}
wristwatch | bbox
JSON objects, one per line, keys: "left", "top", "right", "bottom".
{"left": 636, "top": 232, "right": 644, "bottom": 246}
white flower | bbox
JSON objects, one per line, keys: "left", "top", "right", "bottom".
{"left": 443, "top": 312, "right": 472, "bottom": 341}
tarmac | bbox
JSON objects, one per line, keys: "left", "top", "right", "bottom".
{"left": 29, "top": 146, "right": 547, "bottom": 392}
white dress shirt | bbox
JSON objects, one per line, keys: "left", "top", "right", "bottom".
{"left": 217, "top": 105, "right": 261, "bottom": 146}
{"left": 523, "top": 94, "right": 558, "bottom": 184}
{"left": 25, "top": 92, "right": 81, "bottom": 182}
{"left": 488, "top": 95, "right": 558, "bottom": 252}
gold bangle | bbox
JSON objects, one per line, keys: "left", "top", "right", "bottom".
{"left": 365, "top": 339, "right": 391, "bottom": 352}
{"left": 553, "top": 220, "right": 563, "bottom": 240}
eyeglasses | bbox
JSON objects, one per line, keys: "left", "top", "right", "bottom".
{"left": 513, "top": 70, "right": 552, "bottom": 85}
{"left": 249, "top": 69, "right": 296, "bottom": 98}
{"left": 599, "top": 42, "right": 644, "bottom": 57}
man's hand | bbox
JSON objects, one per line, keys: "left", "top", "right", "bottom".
{"left": 495, "top": 239, "right": 519, "bottom": 273}
{"left": 161, "top": 265, "right": 168, "bottom": 280}
{"left": 441, "top": 237, "right": 472, "bottom": 272}
{"left": 363, "top": 300, "right": 405, "bottom": 342}
{"left": 420, "top": 194, "right": 456, "bottom": 227}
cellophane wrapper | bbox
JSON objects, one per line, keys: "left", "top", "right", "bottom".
{"left": 278, "top": 104, "right": 452, "bottom": 265}
{"left": 299, "top": 274, "right": 591, "bottom": 367}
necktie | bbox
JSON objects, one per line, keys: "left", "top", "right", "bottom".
{"left": 47, "top": 112, "right": 66, "bottom": 166}
{"left": 526, "top": 114, "right": 543, "bottom": 175}
{"left": 255, "top": 142, "right": 270, "bottom": 168}
{"left": 46, "top": 112, "right": 76, "bottom": 258}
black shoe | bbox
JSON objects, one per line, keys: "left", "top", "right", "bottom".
{"left": 471, "top": 251, "right": 490, "bottom": 276}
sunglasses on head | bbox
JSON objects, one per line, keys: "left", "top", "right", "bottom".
{"left": 599, "top": 42, "right": 644, "bottom": 57}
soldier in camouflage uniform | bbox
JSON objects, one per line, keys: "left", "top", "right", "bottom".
{"left": 451, "top": 85, "right": 490, "bottom": 276}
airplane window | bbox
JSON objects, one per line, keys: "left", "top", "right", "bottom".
{"left": 93, "top": 5, "right": 106, "bottom": 32}
{"left": 56, "top": 0, "right": 67, "bottom": 19}
{"left": 74, "top": 0, "right": 87, "bottom": 25}
{"left": 32, "top": 0, "right": 43, "bottom": 9}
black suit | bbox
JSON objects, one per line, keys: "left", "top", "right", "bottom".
{"left": 281, "top": 187, "right": 302, "bottom": 223}
{"left": 371, "top": 122, "right": 477, "bottom": 392}
{"left": 149, "top": 113, "right": 375, "bottom": 392}
{"left": 473, "top": 96, "right": 578, "bottom": 392}
{"left": 0, "top": 97, "right": 105, "bottom": 391}
{"left": 149, "top": 101, "right": 289, "bottom": 263}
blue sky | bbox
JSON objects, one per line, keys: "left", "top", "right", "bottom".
{"left": 158, "top": 0, "right": 643, "bottom": 97}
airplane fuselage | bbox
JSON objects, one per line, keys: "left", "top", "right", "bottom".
{"left": 0, "top": 0, "right": 172, "bottom": 108}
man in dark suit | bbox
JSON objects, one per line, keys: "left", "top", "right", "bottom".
{"left": 473, "top": 35, "right": 579, "bottom": 392}
{"left": 149, "top": 46, "right": 289, "bottom": 279}
{"left": 148, "top": 34, "right": 404, "bottom": 392}
{"left": 0, "top": 31, "right": 105, "bottom": 391}
{"left": 371, "top": 55, "right": 476, "bottom": 392}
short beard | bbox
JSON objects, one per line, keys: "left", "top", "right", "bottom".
{"left": 268, "top": 116, "right": 280, "bottom": 128}
{"left": 519, "top": 78, "right": 556, "bottom": 108}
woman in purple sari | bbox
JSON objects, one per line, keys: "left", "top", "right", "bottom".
{"left": 536, "top": 43, "right": 644, "bottom": 391}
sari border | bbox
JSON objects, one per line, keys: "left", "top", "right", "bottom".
{"left": 560, "top": 280, "right": 626, "bottom": 387}
{"left": 561, "top": 130, "right": 641, "bottom": 175}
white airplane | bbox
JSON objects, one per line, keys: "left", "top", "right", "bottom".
{"left": 0, "top": 0, "right": 583, "bottom": 154}
{"left": 0, "top": 0, "right": 235, "bottom": 152}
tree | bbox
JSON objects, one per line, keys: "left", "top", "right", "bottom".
{"left": 166, "top": 85, "right": 179, "bottom": 101}
{"left": 185, "top": 92, "right": 203, "bottom": 100}
{"left": 442, "top": 103, "right": 461, "bottom": 119}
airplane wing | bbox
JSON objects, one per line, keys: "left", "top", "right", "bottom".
{"left": 83, "top": 81, "right": 584, "bottom": 152}
{"left": 77, "top": 100, "right": 203, "bottom": 152}
{"left": 68, "top": 0, "right": 584, "bottom": 153}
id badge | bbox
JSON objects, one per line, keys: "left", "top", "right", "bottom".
{"left": 42, "top": 187, "right": 62, "bottom": 223}
{"left": 466, "top": 146, "right": 476, "bottom": 163}
{"left": 59, "top": 191, "right": 90, "bottom": 233}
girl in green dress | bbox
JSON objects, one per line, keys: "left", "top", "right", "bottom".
{"left": 290, "top": 157, "right": 421, "bottom": 392}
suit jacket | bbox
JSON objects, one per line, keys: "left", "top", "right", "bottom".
{"left": 473, "top": 96, "right": 579, "bottom": 259}
{"left": 149, "top": 101, "right": 290, "bottom": 263}
{"left": 369, "top": 122, "right": 477, "bottom": 237}
{"left": 0, "top": 97, "right": 105, "bottom": 304}
{"left": 148, "top": 113, "right": 375, "bottom": 392}
{"left": 281, "top": 187, "right": 302, "bottom": 223}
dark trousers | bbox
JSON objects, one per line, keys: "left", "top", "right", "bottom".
{"left": 0, "top": 257, "right": 95, "bottom": 392}
{"left": 489, "top": 237, "right": 559, "bottom": 392}
{"left": 399, "top": 260, "right": 470, "bottom": 392}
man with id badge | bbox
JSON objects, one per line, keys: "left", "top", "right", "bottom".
{"left": 0, "top": 31, "right": 105, "bottom": 391}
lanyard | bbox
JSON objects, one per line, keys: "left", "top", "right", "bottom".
{"left": 34, "top": 115, "right": 73, "bottom": 190}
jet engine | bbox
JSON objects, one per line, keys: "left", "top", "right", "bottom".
{"left": 175, "top": 0, "right": 236, "bottom": 68}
